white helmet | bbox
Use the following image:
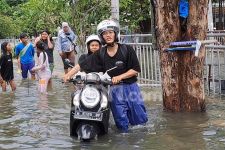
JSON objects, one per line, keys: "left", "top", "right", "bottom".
{"left": 97, "top": 19, "right": 120, "bottom": 44}
{"left": 85, "top": 34, "right": 101, "bottom": 53}
{"left": 85, "top": 34, "right": 101, "bottom": 45}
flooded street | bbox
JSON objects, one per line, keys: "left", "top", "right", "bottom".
{"left": 1, "top": 51, "right": 225, "bottom": 150}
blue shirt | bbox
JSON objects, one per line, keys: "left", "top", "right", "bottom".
{"left": 15, "top": 43, "right": 35, "bottom": 64}
{"left": 56, "top": 30, "right": 77, "bottom": 53}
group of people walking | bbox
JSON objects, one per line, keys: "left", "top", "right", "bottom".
{"left": 0, "top": 22, "right": 76, "bottom": 93}
{"left": 0, "top": 19, "right": 148, "bottom": 133}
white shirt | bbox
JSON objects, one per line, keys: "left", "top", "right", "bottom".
{"left": 32, "top": 52, "right": 51, "bottom": 79}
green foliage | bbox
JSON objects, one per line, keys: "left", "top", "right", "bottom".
{"left": 0, "top": 1, "right": 20, "bottom": 38}
{"left": 5, "top": 0, "right": 28, "bottom": 6}
{"left": 120, "top": 0, "right": 151, "bottom": 32}
{"left": 0, "top": 0, "right": 10, "bottom": 14}
{"left": 12, "top": 0, "right": 71, "bottom": 36}
{"left": 69, "top": 0, "right": 111, "bottom": 45}
{"left": 0, "top": 0, "right": 151, "bottom": 40}
{"left": 0, "top": 14, "right": 21, "bottom": 38}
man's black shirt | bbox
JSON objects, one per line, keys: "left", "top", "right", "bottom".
{"left": 79, "top": 44, "right": 141, "bottom": 84}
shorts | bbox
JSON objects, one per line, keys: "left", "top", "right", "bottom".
{"left": 21, "top": 62, "right": 35, "bottom": 79}
{"left": 61, "top": 51, "right": 75, "bottom": 69}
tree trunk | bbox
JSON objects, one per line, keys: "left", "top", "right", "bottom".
{"left": 151, "top": 0, "right": 208, "bottom": 112}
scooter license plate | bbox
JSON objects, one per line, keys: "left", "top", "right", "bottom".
{"left": 74, "top": 111, "right": 103, "bottom": 121}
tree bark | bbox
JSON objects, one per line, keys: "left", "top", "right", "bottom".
{"left": 151, "top": 0, "right": 208, "bottom": 112}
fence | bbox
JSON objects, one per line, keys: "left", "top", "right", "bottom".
{"left": 120, "top": 34, "right": 152, "bottom": 43}
{"left": 129, "top": 43, "right": 161, "bottom": 87}
{"left": 128, "top": 42, "right": 225, "bottom": 95}
{"left": 0, "top": 38, "right": 20, "bottom": 48}
{"left": 204, "top": 45, "right": 225, "bottom": 95}
{"left": 124, "top": 33, "right": 225, "bottom": 95}
{"left": 212, "top": 0, "right": 225, "bottom": 30}
{"left": 2, "top": 33, "right": 225, "bottom": 95}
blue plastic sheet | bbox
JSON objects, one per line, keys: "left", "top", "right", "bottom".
{"left": 179, "top": 0, "right": 189, "bottom": 18}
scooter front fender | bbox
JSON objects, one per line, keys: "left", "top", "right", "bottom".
{"left": 76, "top": 123, "right": 99, "bottom": 141}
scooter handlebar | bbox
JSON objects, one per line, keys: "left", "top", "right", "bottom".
{"left": 100, "top": 79, "right": 112, "bottom": 85}
{"left": 69, "top": 72, "right": 125, "bottom": 85}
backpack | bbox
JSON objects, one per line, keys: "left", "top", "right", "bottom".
{"left": 100, "top": 44, "right": 128, "bottom": 65}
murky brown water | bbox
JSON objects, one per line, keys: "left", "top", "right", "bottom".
{"left": 1, "top": 51, "right": 225, "bottom": 150}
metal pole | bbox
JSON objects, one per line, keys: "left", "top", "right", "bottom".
{"left": 111, "top": 0, "right": 119, "bottom": 21}
{"left": 208, "top": 0, "right": 214, "bottom": 31}
{"left": 111, "top": 0, "right": 120, "bottom": 42}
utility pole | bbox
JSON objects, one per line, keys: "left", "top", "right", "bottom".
{"left": 111, "top": 0, "right": 119, "bottom": 21}
{"left": 208, "top": 0, "right": 214, "bottom": 31}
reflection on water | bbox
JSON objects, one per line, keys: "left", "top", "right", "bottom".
{"left": 1, "top": 51, "right": 225, "bottom": 149}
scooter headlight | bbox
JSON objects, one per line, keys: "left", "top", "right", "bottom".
{"left": 81, "top": 86, "right": 100, "bottom": 108}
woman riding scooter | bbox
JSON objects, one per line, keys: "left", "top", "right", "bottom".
{"left": 78, "top": 35, "right": 101, "bottom": 72}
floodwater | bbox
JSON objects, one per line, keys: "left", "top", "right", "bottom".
{"left": 1, "top": 51, "right": 225, "bottom": 150}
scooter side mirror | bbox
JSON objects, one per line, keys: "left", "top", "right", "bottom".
{"left": 105, "top": 61, "right": 124, "bottom": 74}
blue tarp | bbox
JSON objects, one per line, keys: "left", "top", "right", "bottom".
{"left": 179, "top": 0, "right": 189, "bottom": 18}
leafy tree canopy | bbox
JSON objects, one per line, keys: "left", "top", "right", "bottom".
{"left": 0, "top": 0, "right": 151, "bottom": 40}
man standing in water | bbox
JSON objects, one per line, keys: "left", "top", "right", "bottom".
{"left": 15, "top": 33, "right": 35, "bottom": 80}
{"left": 56, "top": 22, "right": 77, "bottom": 74}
